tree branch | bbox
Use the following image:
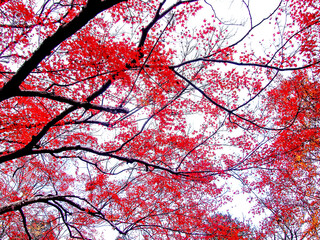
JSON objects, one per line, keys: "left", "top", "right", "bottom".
{"left": 171, "top": 68, "right": 300, "bottom": 131}
{"left": 19, "top": 208, "right": 32, "bottom": 240}
{"left": 17, "top": 80, "right": 128, "bottom": 114}
{"left": 0, "top": 195, "right": 69, "bottom": 215}
{"left": 0, "top": 0, "right": 125, "bottom": 102}
{"left": 171, "top": 58, "right": 320, "bottom": 71}
{"left": 138, "top": 0, "right": 198, "bottom": 48}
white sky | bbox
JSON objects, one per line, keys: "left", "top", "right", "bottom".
{"left": 101, "top": 0, "right": 281, "bottom": 239}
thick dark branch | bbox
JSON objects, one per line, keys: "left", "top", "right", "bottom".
{"left": 35, "top": 146, "right": 183, "bottom": 175}
{"left": 0, "top": 106, "right": 77, "bottom": 164}
{"left": 86, "top": 79, "right": 112, "bottom": 102}
{"left": 75, "top": 120, "right": 112, "bottom": 127}
{"left": 171, "top": 58, "right": 320, "bottom": 71}
{"left": 30, "top": 145, "right": 224, "bottom": 178}
{"left": 172, "top": 69, "right": 232, "bottom": 113}
{"left": 18, "top": 80, "right": 128, "bottom": 114}
{"left": 0, "top": 194, "right": 101, "bottom": 217}
{"left": 0, "top": 0, "right": 125, "bottom": 102}
{"left": 138, "top": 0, "right": 197, "bottom": 48}
{"left": 0, "top": 80, "right": 125, "bottom": 164}
{"left": 7, "top": 145, "right": 198, "bottom": 176}
{"left": 0, "top": 194, "right": 125, "bottom": 235}
{"left": 46, "top": 202, "right": 75, "bottom": 237}
{"left": 138, "top": 0, "right": 166, "bottom": 48}
{"left": 0, "top": 195, "right": 69, "bottom": 215}
{"left": 19, "top": 209, "right": 32, "bottom": 240}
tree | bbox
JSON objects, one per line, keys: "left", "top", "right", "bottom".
{"left": 0, "top": 0, "right": 319, "bottom": 239}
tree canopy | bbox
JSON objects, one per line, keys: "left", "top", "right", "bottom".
{"left": 0, "top": 0, "right": 319, "bottom": 239}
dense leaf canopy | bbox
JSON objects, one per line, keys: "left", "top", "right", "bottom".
{"left": 0, "top": 0, "right": 319, "bottom": 239}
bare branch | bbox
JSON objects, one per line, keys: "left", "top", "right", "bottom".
{"left": 171, "top": 58, "right": 320, "bottom": 71}
{"left": 19, "top": 208, "right": 32, "bottom": 240}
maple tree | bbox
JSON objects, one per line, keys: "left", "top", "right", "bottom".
{"left": 0, "top": 0, "right": 319, "bottom": 239}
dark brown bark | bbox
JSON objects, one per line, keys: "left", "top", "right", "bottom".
{"left": 0, "top": 0, "right": 125, "bottom": 102}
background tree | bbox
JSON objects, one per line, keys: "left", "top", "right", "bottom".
{"left": 0, "top": 0, "right": 319, "bottom": 239}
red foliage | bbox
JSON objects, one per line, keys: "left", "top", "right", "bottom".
{"left": 0, "top": 0, "right": 319, "bottom": 239}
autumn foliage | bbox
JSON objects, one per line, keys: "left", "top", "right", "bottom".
{"left": 0, "top": 0, "right": 319, "bottom": 239}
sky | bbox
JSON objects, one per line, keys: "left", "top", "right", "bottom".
{"left": 102, "top": 0, "right": 282, "bottom": 239}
